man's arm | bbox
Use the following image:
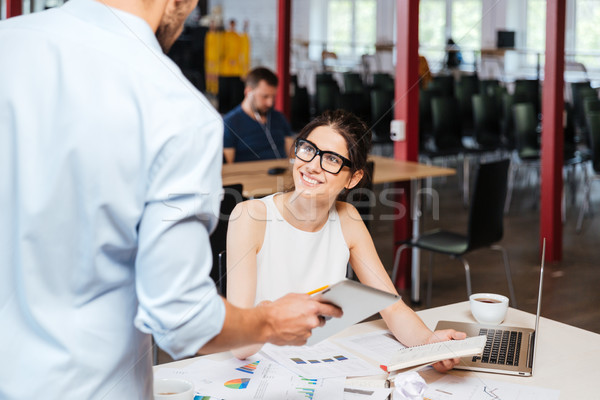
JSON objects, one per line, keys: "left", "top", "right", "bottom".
{"left": 223, "top": 147, "right": 236, "bottom": 163}
{"left": 197, "top": 295, "right": 342, "bottom": 355}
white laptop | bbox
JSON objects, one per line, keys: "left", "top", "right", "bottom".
{"left": 435, "top": 240, "right": 546, "bottom": 376}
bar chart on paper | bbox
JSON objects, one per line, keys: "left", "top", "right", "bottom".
{"left": 261, "top": 341, "right": 382, "bottom": 378}
{"left": 423, "top": 375, "right": 559, "bottom": 400}
{"left": 236, "top": 360, "right": 260, "bottom": 374}
{"left": 296, "top": 386, "right": 316, "bottom": 399}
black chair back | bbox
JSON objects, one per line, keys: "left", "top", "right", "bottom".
{"left": 514, "top": 79, "right": 540, "bottom": 114}
{"left": 316, "top": 81, "right": 340, "bottom": 115}
{"left": 209, "top": 184, "right": 244, "bottom": 295}
{"left": 370, "top": 89, "right": 394, "bottom": 142}
{"left": 431, "top": 96, "right": 463, "bottom": 150}
{"left": 419, "top": 87, "right": 442, "bottom": 143}
{"left": 479, "top": 79, "right": 500, "bottom": 97}
{"left": 344, "top": 161, "right": 375, "bottom": 230}
{"left": 430, "top": 75, "right": 454, "bottom": 97}
{"left": 455, "top": 75, "right": 479, "bottom": 127}
{"left": 372, "top": 73, "right": 394, "bottom": 90}
{"left": 343, "top": 72, "right": 364, "bottom": 94}
{"left": 512, "top": 102, "right": 540, "bottom": 158}
{"left": 587, "top": 112, "right": 600, "bottom": 173}
{"left": 467, "top": 159, "right": 510, "bottom": 251}
{"left": 291, "top": 86, "right": 310, "bottom": 131}
{"left": 472, "top": 94, "right": 501, "bottom": 147}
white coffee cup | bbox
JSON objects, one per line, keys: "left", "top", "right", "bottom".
{"left": 153, "top": 378, "right": 194, "bottom": 400}
{"left": 469, "top": 293, "right": 509, "bottom": 325}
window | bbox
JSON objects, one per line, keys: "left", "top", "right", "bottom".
{"left": 419, "top": 0, "right": 446, "bottom": 69}
{"left": 326, "top": 0, "right": 376, "bottom": 58}
{"left": 451, "top": 0, "right": 481, "bottom": 65}
{"left": 419, "top": 0, "right": 481, "bottom": 71}
{"left": 525, "top": 0, "right": 546, "bottom": 67}
{"left": 575, "top": 0, "right": 600, "bottom": 70}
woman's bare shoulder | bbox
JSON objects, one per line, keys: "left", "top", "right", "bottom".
{"left": 231, "top": 199, "right": 267, "bottom": 223}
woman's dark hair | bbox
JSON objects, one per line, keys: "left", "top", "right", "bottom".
{"left": 295, "top": 109, "right": 372, "bottom": 178}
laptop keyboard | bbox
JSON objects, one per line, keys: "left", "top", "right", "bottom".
{"left": 471, "top": 328, "right": 522, "bottom": 366}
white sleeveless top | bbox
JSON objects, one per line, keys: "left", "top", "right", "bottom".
{"left": 254, "top": 194, "right": 350, "bottom": 304}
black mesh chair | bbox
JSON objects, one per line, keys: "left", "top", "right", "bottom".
{"left": 577, "top": 112, "right": 600, "bottom": 232}
{"left": 315, "top": 81, "right": 340, "bottom": 116}
{"left": 372, "top": 73, "right": 394, "bottom": 90}
{"left": 455, "top": 75, "right": 479, "bottom": 134}
{"left": 429, "top": 75, "right": 454, "bottom": 97}
{"left": 209, "top": 184, "right": 244, "bottom": 296}
{"left": 472, "top": 94, "right": 502, "bottom": 148}
{"left": 369, "top": 89, "right": 394, "bottom": 144}
{"left": 391, "top": 159, "right": 517, "bottom": 307}
{"left": 504, "top": 103, "right": 540, "bottom": 213}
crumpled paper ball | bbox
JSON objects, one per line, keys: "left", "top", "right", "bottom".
{"left": 392, "top": 371, "right": 428, "bottom": 400}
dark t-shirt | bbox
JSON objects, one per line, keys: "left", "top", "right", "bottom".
{"left": 223, "top": 105, "right": 292, "bottom": 162}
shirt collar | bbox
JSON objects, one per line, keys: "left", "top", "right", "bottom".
{"left": 61, "top": 0, "right": 162, "bottom": 52}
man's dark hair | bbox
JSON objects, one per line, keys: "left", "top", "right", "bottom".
{"left": 245, "top": 67, "right": 278, "bottom": 89}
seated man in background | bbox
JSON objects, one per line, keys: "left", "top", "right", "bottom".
{"left": 223, "top": 67, "right": 294, "bottom": 163}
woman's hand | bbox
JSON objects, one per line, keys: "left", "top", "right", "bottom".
{"left": 426, "top": 329, "right": 467, "bottom": 372}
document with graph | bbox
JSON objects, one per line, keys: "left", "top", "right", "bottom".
{"left": 423, "top": 374, "right": 559, "bottom": 400}
{"left": 261, "top": 340, "right": 383, "bottom": 379}
{"left": 154, "top": 356, "right": 345, "bottom": 400}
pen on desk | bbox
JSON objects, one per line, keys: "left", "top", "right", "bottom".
{"left": 306, "top": 285, "right": 329, "bottom": 295}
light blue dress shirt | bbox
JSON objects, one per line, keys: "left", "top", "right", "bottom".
{"left": 0, "top": 0, "right": 225, "bottom": 398}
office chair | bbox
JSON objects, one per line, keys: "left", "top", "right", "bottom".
{"left": 209, "top": 184, "right": 244, "bottom": 296}
{"left": 577, "top": 112, "right": 600, "bottom": 232}
{"left": 391, "top": 159, "right": 517, "bottom": 308}
{"left": 504, "top": 102, "right": 540, "bottom": 213}
{"left": 472, "top": 94, "right": 503, "bottom": 148}
{"left": 218, "top": 251, "right": 227, "bottom": 296}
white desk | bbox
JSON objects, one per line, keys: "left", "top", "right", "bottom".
{"left": 155, "top": 302, "right": 600, "bottom": 397}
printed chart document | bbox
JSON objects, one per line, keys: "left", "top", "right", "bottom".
{"left": 381, "top": 336, "right": 487, "bottom": 372}
{"left": 261, "top": 340, "right": 383, "bottom": 379}
{"left": 343, "top": 386, "right": 392, "bottom": 400}
{"left": 154, "top": 356, "right": 345, "bottom": 400}
{"left": 423, "top": 374, "right": 560, "bottom": 400}
{"left": 335, "top": 329, "right": 406, "bottom": 365}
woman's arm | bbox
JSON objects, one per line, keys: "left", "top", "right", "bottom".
{"left": 338, "top": 202, "right": 465, "bottom": 371}
{"left": 226, "top": 200, "right": 267, "bottom": 359}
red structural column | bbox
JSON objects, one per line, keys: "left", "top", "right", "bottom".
{"left": 540, "top": 0, "right": 565, "bottom": 262}
{"left": 393, "top": 0, "right": 420, "bottom": 289}
{"left": 276, "top": 0, "right": 291, "bottom": 120}
{"left": 7, "top": 0, "right": 22, "bottom": 17}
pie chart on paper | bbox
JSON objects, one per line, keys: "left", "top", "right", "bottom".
{"left": 224, "top": 378, "right": 250, "bottom": 389}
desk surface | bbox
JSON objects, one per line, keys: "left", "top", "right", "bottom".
{"left": 222, "top": 156, "right": 454, "bottom": 198}
{"left": 155, "top": 302, "right": 600, "bottom": 397}
{"left": 338, "top": 302, "right": 600, "bottom": 397}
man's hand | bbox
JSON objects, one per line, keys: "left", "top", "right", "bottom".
{"left": 426, "top": 329, "right": 467, "bottom": 372}
{"left": 260, "top": 293, "right": 343, "bottom": 346}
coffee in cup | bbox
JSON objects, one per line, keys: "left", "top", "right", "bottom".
{"left": 154, "top": 378, "right": 194, "bottom": 400}
{"left": 469, "top": 293, "right": 509, "bottom": 325}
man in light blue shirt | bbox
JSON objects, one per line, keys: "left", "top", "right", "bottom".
{"left": 0, "top": 0, "right": 341, "bottom": 398}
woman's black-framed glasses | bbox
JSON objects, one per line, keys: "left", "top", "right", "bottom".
{"left": 294, "top": 138, "right": 352, "bottom": 174}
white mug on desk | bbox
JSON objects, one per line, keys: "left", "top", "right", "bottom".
{"left": 469, "top": 293, "right": 509, "bottom": 325}
{"left": 154, "top": 378, "right": 194, "bottom": 400}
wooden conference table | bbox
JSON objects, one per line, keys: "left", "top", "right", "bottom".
{"left": 155, "top": 302, "right": 600, "bottom": 397}
{"left": 222, "top": 156, "right": 455, "bottom": 303}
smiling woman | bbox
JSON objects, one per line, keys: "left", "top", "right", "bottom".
{"left": 225, "top": 110, "right": 467, "bottom": 369}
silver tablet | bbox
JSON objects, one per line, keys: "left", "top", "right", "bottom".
{"left": 307, "top": 279, "right": 400, "bottom": 345}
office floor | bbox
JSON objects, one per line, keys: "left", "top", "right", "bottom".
{"left": 156, "top": 163, "right": 600, "bottom": 365}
